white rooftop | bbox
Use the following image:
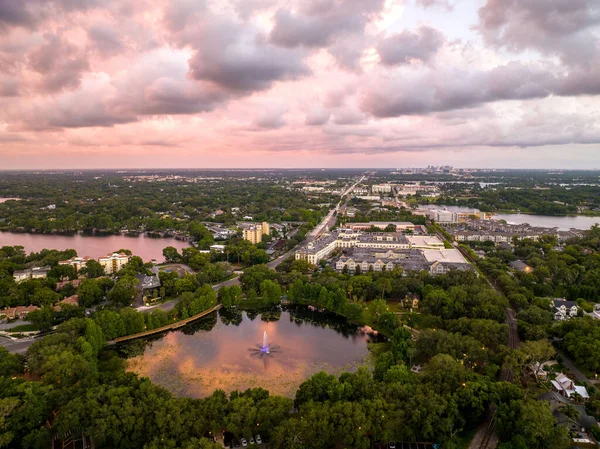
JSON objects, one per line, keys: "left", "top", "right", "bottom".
{"left": 422, "top": 248, "right": 468, "bottom": 264}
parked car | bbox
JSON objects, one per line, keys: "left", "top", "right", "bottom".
{"left": 389, "top": 443, "right": 396, "bottom": 449}
{"left": 255, "top": 435, "right": 262, "bottom": 445}
{"left": 241, "top": 438, "right": 247, "bottom": 447}
{"left": 233, "top": 441, "right": 240, "bottom": 448}
{"left": 249, "top": 437, "right": 255, "bottom": 444}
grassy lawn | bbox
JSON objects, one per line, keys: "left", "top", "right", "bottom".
{"left": 8, "top": 323, "right": 38, "bottom": 332}
{"left": 367, "top": 341, "right": 391, "bottom": 358}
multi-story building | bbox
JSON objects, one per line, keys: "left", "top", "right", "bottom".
{"left": 332, "top": 248, "right": 472, "bottom": 276}
{"left": 59, "top": 256, "right": 91, "bottom": 272}
{"left": 243, "top": 222, "right": 270, "bottom": 244}
{"left": 13, "top": 266, "right": 51, "bottom": 282}
{"left": 98, "top": 253, "right": 131, "bottom": 274}
{"left": 428, "top": 209, "right": 458, "bottom": 223}
{"left": 295, "top": 229, "right": 459, "bottom": 267}
{"left": 343, "top": 222, "right": 417, "bottom": 232}
{"left": 372, "top": 184, "right": 392, "bottom": 194}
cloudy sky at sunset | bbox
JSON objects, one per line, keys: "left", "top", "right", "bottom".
{"left": 1, "top": 0, "right": 600, "bottom": 169}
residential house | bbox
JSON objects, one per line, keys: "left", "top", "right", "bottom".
{"left": 551, "top": 298, "right": 579, "bottom": 321}
{"left": 509, "top": 260, "right": 533, "bottom": 273}
{"left": 0, "top": 305, "right": 40, "bottom": 320}
{"left": 53, "top": 295, "right": 79, "bottom": 311}
{"left": 56, "top": 279, "right": 81, "bottom": 291}
{"left": 551, "top": 373, "right": 589, "bottom": 400}
{"left": 135, "top": 274, "right": 161, "bottom": 300}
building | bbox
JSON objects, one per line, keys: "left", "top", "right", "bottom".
{"left": 428, "top": 209, "right": 458, "bottom": 223}
{"left": 243, "top": 222, "right": 270, "bottom": 244}
{"left": 56, "top": 279, "right": 81, "bottom": 291}
{"left": 98, "top": 252, "right": 131, "bottom": 274}
{"left": 210, "top": 244, "right": 226, "bottom": 253}
{"left": 551, "top": 298, "right": 579, "bottom": 321}
{"left": 0, "top": 305, "right": 40, "bottom": 320}
{"left": 12, "top": 266, "right": 51, "bottom": 282}
{"left": 332, "top": 248, "right": 472, "bottom": 276}
{"left": 551, "top": 373, "right": 589, "bottom": 400}
{"left": 135, "top": 274, "right": 161, "bottom": 301}
{"left": 53, "top": 294, "right": 79, "bottom": 311}
{"left": 59, "top": 256, "right": 91, "bottom": 272}
{"left": 344, "top": 222, "right": 417, "bottom": 232}
{"left": 509, "top": 260, "right": 533, "bottom": 273}
{"left": 371, "top": 184, "right": 392, "bottom": 194}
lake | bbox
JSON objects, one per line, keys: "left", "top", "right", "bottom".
{"left": 0, "top": 231, "right": 190, "bottom": 261}
{"left": 493, "top": 214, "right": 600, "bottom": 231}
{"left": 123, "top": 306, "right": 374, "bottom": 398}
{"left": 418, "top": 205, "right": 600, "bottom": 230}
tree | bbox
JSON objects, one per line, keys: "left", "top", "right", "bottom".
{"left": 82, "top": 259, "right": 105, "bottom": 278}
{"left": 31, "top": 288, "right": 61, "bottom": 307}
{"left": 78, "top": 279, "right": 103, "bottom": 307}
{"left": 27, "top": 306, "right": 54, "bottom": 331}
{"left": 107, "top": 277, "right": 138, "bottom": 306}
{"left": 162, "top": 246, "right": 181, "bottom": 263}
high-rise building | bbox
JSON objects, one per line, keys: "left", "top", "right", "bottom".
{"left": 243, "top": 222, "right": 270, "bottom": 244}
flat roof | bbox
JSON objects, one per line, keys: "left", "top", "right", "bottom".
{"left": 421, "top": 248, "right": 468, "bottom": 264}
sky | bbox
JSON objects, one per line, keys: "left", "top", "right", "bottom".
{"left": 1, "top": 0, "right": 600, "bottom": 169}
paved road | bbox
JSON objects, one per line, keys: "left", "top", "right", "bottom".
{"left": 556, "top": 349, "right": 596, "bottom": 384}
{"left": 0, "top": 335, "right": 38, "bottom": 354}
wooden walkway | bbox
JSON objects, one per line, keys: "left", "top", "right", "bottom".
{"left": 108, "top": 304, "right": 222, "bottom": 345}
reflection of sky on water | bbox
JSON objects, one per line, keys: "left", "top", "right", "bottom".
{"left": 127, "top": 309, "right": 372, "bottom": 398}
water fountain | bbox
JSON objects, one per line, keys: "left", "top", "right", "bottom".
{"left": 249, "top": 331, "right": 280, "bottom": 358}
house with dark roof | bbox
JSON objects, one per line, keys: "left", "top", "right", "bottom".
{"left": 551, "top": 298, "right": 579, "bottom": 321}
{"left": 509, "top": 260, "right": 532, "bottom": 273}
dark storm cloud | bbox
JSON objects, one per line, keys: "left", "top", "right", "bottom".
{"left": 27, "top": 33, "right": 89, "bottom": 92}
{"left": 377, "top": 26, "right": 444, "bottom": 66}
{"left": 0, "top": 1, "right": 37, "bottom": 30}
{"left": 478, "top": 0, "right": 600, "bottom": 65}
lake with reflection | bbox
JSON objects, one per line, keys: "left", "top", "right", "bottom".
{"left": 123, "top": 306, "right": 375, "bottom": 398}
{"left": 0, "top": 231, "right": 190, "bottom": 262}
{"left": 418, "top": 205, "right": 600, "bottom": 230}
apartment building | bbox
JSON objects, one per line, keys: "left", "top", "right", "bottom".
{"left": 59, "top": 256, "right": 91, "bottom": 272}
{"left": 13, "top": 266, "right": 51, "bottom": 282}
{"left": 98, "top": 252, "right": 131, "bottom": 274}
{"left": 372, "top": 184, "right": 392, "bottom": 194}
{"left": 243, "top": 222, "right": 270, "bottom": 244}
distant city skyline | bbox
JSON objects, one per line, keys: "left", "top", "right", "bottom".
{"left": 1, "top": 0, "right": 599, "bottom": 169}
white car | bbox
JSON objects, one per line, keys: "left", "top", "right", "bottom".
{"left": 241, "top": 439, "right": 247, "bottom": 447}
{"left": 249, "top": 437, "right": 255, "bottom": 445}
{"left": 255, "top": 435, "right": 262, "bottom": 445}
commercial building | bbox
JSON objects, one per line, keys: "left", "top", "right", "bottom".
{"left": 428, "top": 209, "right": 458, "bottom": 223}
{"left": 98, "top": 252, "right": 131, "bottom": 274}
{"left": 13, "top": 266, "right": 51, "bottom": 282}
{"left": 243, "top": 222, "right": 270, "bottom": 244}
{"left": 59, "top": 256, "right": 91, "bottom": 272}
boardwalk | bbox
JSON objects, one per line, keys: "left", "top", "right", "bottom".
{"left": 108, "top": 304, "right": 222, "bottom": 345}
